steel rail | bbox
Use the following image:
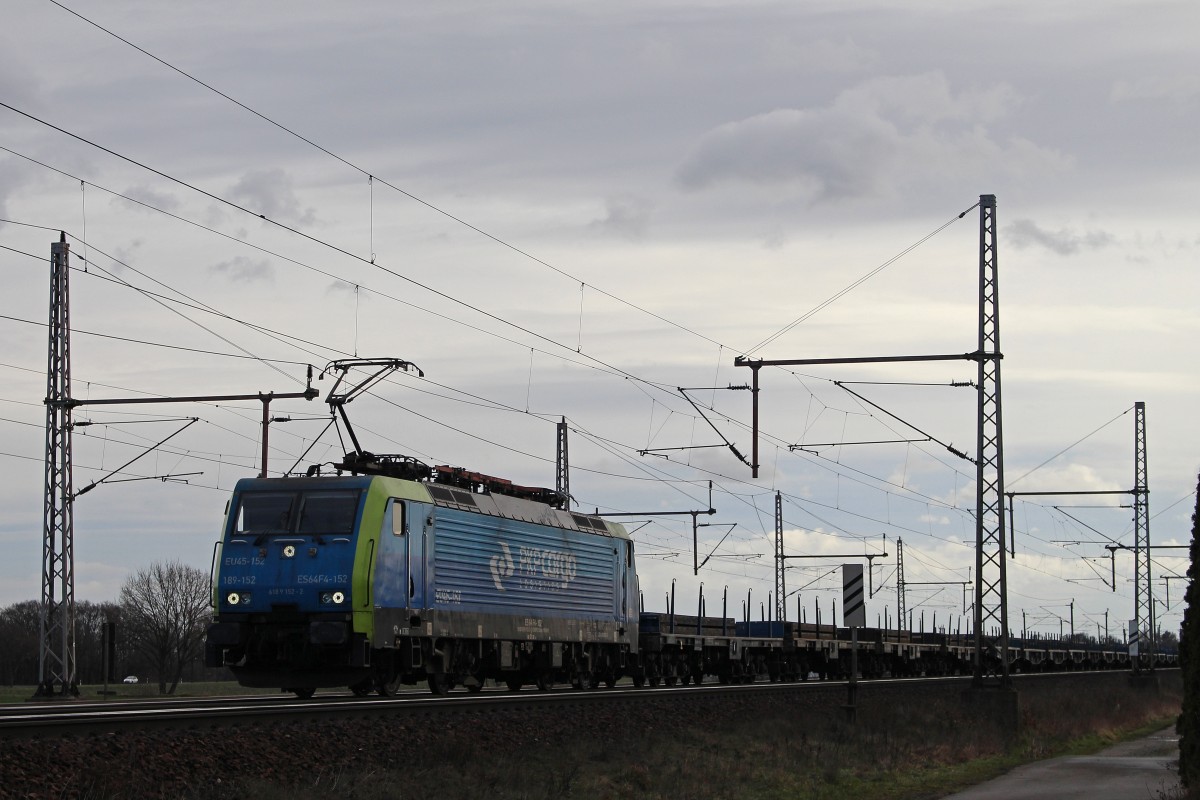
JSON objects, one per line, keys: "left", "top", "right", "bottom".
{"left": 0, "top": 669, "right": 1173, "bottom": 739}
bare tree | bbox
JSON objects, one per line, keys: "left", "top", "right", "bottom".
{"left": 0, "top": 601, "right": 41, "bottom": 686}
{"left": 118, "top": 561, "right": 211, "bottom": 695}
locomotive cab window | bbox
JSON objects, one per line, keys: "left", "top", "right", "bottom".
{"left": 390, "top": 499, "right": 405, "bottom": 536}
{"left": 296, "top": 491, "right": 361, "bottom": 535}
{"left": 234, "top": 489, "right": 360, "bottom": 536}
{"left": 234, "top": 492, "right": 295, "bottom": 534}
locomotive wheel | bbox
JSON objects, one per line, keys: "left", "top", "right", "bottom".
{"left": 427, "top": 674, "right": 450, "bottom": 696}
{"left": 289, "top": 687, "right": 316, "bottom": 699}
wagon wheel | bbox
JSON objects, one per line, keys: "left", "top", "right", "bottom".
{"left": 289, "top": 687, "right": 316, "bottom": 699}
{"left": 427, "top": 673, "right": 451, "bottom": 696}
{"left": 377, "top": 670, "right": 404, "bottom": 697}
{"left": 535, "top": 671, "right": 553, "bottom": 692}
{"left": 350, "top": 678, "right": 373, "bottom": 697}
{"left": 505, "top": 676, "right": 523, "bottom": 692}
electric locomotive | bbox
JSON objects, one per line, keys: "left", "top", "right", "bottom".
{"left": 205, "top": 458, "right": 640, "bottom": 696}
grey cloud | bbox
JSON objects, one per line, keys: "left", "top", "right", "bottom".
{"left": 327, "top": 280, "right": 358, "bottom": 295}
{"left": 114, "top": 185, "right": 181, "bottom": 213}
{"left": 0, "top": 158, "right": 35, "bottom": 227}
{"left": 675, "top": 106, "right": 897, "bottom": 199}
{"left": 227, "top": 169, "right": 316, "bottom": 226}
{"left": 589, "top": 195, "right": 653, "bottom": 240}
{"left": 1006, "top": 219, "right": 1116, "bottom": 256}
{"left": 0, "top": 48, "right": 41, "bottom": 111}
{"left": 108, "top": 239, "right": 145, "bottom": 272}
{"left": 209, "top": 256, "right": 274, "bottom": 284}
{"left": 1111, "top": 75, "right": 1200, "bottom": 104}
{"left": 759, "top": 36, "right": 875, "bottom": 73}
{"left": 674, "top": 73, "right": 1060, "bottom": 202}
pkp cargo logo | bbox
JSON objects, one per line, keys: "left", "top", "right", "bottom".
{"left": 490, "top": 541, "right": 579, "bottom": 592}
{"left": 490, "top": 542, "right": 515, "bottom": 591}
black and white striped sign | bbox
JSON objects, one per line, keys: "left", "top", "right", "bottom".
{"left": 1128, "top": 620, "right": 1139, "bottom": 657}
{"left": 842, "top": 564, "right": 866, "bottom": 628}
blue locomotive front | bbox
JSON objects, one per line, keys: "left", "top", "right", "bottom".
{"left": 205, "top": 476, "right": 379, "bottom": 695}
{"left": 206, "top": 470, "right": 640, "bottom": 696}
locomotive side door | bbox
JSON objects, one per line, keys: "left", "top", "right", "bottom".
{"left": 409, "top": 503, "right": 427, "bottom": 611}
{"left": 374, "top": 499, "right": 410, "bottom": 611}
{"left": 612, "top": 542, "right": 622, "bottom": 622}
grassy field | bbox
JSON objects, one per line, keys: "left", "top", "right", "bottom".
{"left": 205, "top": 712, "right": 1181, "bottom": 800}
{"left": 202, "top": 673, "right": 1182, "bottom": 800}
{"left": 0, "top": 681, "right": 273, "bottom": 705}
{"left": 5, "top": 674, "right": 1184, "bottom": 799}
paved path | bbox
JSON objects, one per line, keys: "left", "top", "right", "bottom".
{"left": 942, "top": 727, "right": 1180, "bottom": 799}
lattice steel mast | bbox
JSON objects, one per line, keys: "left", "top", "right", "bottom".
{"left": 1132, "top": 400, "right": 1152, "bottom": 671}
{"left": 37, "top": 233, "right": 77, "bottom": 697}
{"left": 972, "top": 193, "right": 1010, "bottom": 687}
{"left": 774, "top": 491, "right": 785, "bottom": 621}
{"left": 896, "top": 537, "right": 906, "bottom": 633}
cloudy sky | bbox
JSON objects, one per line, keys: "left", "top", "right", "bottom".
{"left": 2, "top": 0, "right": 1197, "bottom": 642}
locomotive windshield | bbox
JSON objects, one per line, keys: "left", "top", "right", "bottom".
{"left": 234, "top": 489, "right": 361, "bottom": 536}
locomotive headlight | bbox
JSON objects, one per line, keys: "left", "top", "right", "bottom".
{"left": 282, "top": 545, "right": 296, "bottom": 558}
{"left": 226, "top": 591, "right": 241, "bottom": 605}
{"left": 332, "top": 591, "right": 345, "bottom": 604}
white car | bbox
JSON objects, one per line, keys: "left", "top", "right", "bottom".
{"left": 122, "top": 675, "right": 139, "bottom": 684}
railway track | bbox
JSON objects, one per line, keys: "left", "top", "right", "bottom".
{"left": 0, "top": 682, "right": 663, "bottom": 738}
{"left": 0, "top": 670, "right": 1161, "bottom": 739}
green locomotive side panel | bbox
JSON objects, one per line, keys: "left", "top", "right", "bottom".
{"left": 352, "top": 476, "right": 433, "bottom": 638}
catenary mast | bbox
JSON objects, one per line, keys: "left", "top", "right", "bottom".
{"left": 37, "top": 233, "right": 77, "bottom": 697}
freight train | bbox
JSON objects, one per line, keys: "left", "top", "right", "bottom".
{"left": 205, "top": 455, "right": 1171, "bottom": 697}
